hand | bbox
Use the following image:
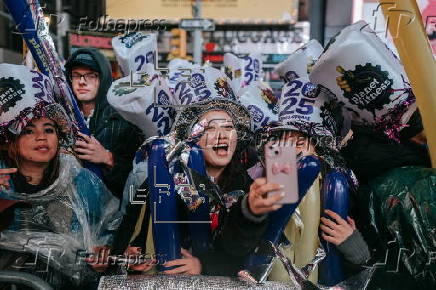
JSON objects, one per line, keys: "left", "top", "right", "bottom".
{"left": 85, "top": 246, "right": 110, "bottom": 273}
{"left": 74, "top": 132, "right": 114, "bottom": 167}
{"left": 0, "top": 168, "right": 17, "bottom": 191}
{"left": 124, "top": 246, "right": 155, "bottom": 272}
{"left": 163, "top": 248, "right": 202, "bottom": 275}
{"left": 320, "top": 209, "right": 356, "bottom": 246}
{"left": 248, "top": 178, "right": 284, "bottom": 215}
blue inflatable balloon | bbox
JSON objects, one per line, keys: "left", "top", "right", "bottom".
{"left": 3, "top": 0, "right": 102, "bottom": 177}
{"left": 147, "top": 139, "right": 181, "bottom": 271}
{"left": 244, "top": 155, "right": 321, "bottom": 282}
{"left": 186, "top": 143, "right": 212, "bottom": 256}
{"left": 318, "top": 170, "right": 350, "bottom": 286}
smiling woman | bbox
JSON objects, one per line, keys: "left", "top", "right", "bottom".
{"left": 6, "top": 117, "right": 59, "bottom": 188}
{"left": 196, "top": 110, "right": 238, "bottom": 183}
{"left": 114, "top": 95, "right": 288, "bottom": 278}
{"left": 0, "top": 64, "right": 121, "bottom": 290}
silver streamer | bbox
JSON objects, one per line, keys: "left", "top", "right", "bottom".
{"left": 98, "top": 274, "right": 298, "bottom": 290}
{"left": 300, "top": 247, "right": 326, "bottom": 279}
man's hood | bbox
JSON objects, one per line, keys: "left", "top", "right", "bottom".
{"left": 65, "top": 48, "right": 113, "bottom": 118}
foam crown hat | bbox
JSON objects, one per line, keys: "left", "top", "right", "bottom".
{"left": 173, "top": 65, "right": 237, "bottom": 106}
{"left": 112, "top": 32, "right": 157, "bottom": 76}
{"left": 170, "top": 65, "right": 252, "bottom": 145}
{"left": 0, "top": 64, "right": 73, "bottom": 145}
{"left": 238, "top": 82, "right": 279, "bottom": 132}
{"left": 274, "top": 48, "right": 341, "bottom": 149}
{"left": 107, "top": 62, "right": 176, "bottom": 138}
{"left": 167, "top": 58, "right": 199, "bottom": 93}
{"left": 223, "top": 52, "right": 262, "bottom": 96}
{"left": 309, "top": 21, "right": 416, "bottom": 141}
{"left": 274, "top": 39, "right": 323, "bottom": 82}
{"left": 223, "top": 53, "right": 278, "bottom": 132}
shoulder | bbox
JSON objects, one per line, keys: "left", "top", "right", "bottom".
{"left": 58, "top": 152, "right": 82, "bottom": 175}
{"left": 58, "top": 153, "right": 103, "bottom": 185}
{"left": 97, "top": 105, "right": 142, "bottom": 132}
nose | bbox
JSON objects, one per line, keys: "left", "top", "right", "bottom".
{"left": 217, "top": 129, "right": 230, "bottom": 141}
{"left": 35, "top": 129, "right": 47, "bottom": 141}
{"left": 78, "top": 75, "right": 87, "bottom": 85}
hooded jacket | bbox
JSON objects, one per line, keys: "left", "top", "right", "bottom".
{"left": 65, "top": 48, "right": 143, "bottom": 198}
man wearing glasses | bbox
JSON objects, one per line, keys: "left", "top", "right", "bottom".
{"left": 65, "top": 48, "right": 143, "bottom": 199}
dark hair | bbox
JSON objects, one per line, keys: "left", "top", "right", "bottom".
{"left": 216, "top": 144, "right": 251, "bottom": 194}
{"left": 1, "top": 125, "right": 61, "bottom": 189}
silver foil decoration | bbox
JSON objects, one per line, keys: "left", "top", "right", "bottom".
{"left": 238, "top": 242, "right": 327, "bottom": 289}
{"left": 270, "top": 243, "right": 323, "bottom": 290}
{"left": 300, "top": 247, "right": 326, "bottom": 279}
{"left": 98, "top": 274, "right": 299, "bottom": 290}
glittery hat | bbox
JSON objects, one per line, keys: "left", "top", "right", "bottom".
{"left": 0, "top": 64, "right": 73, "bottom": 146}
{"left": 171, "top": 97, "right": 252, "bottom": 146}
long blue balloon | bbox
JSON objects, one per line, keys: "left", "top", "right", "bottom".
{"left": 243, "top": 155, "right": 321, "bottom": 281}
{"left": 3, "top": 0, "right": 102, "bottom": 177}
{"left": 3, "top": 0, "right": 88, "bottom": 133}
{"left": 318, "top": 170, "right": 349, "bottom": 286}
{"left": 186, "top": 143, "right": 212, "bottom": 256}
{"left": 3, "top": 0, "right": 47, "bottom": 74}
{"left": 147, "top": 139, "right": 181, "bottom": 271}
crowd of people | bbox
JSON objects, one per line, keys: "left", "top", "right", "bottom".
{"left": 0, "top": 20, "right": 434, "bottom": 290}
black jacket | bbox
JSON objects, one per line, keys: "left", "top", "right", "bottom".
{"left": 65, "top": 48, "right": 143, "bottom": 198}
{"left": 340, "top": 121, "right": 434, "bottom": 289}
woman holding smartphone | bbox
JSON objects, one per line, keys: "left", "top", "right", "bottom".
{"left": 113, "top": 96, "right": 284, "bottom": 276}
{"left": 0, "top": 64, "right": 120, "bottom": 289}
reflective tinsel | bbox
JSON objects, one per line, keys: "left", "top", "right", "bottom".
{"left": 98, "top": 274, "right": 299, "bottom": 290}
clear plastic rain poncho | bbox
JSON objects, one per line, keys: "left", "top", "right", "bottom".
{"left": 0, "top": 153, "right": 122, "bottom": 287}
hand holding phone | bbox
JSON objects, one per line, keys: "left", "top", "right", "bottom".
{"left": 264, "top": 141, "right": 298, "bottom": 204}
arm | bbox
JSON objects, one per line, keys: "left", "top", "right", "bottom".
{"left": 320, "top": 209, "right": 371, "bottom": 265}
{"left": 75, "top": 120, "right": 143, "bottom": 198}
{"left": 194, "top": 196, "right": 270, "bottom": 276}
{"left": 195, "top": 178, "right": 285, "bottom": 276}
{"left": 100, "top": 126, "right": 142, "bottom": 198}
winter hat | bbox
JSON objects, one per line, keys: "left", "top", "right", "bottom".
{"left": 64, "top": 52, "right": 100, "bottom": 73}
